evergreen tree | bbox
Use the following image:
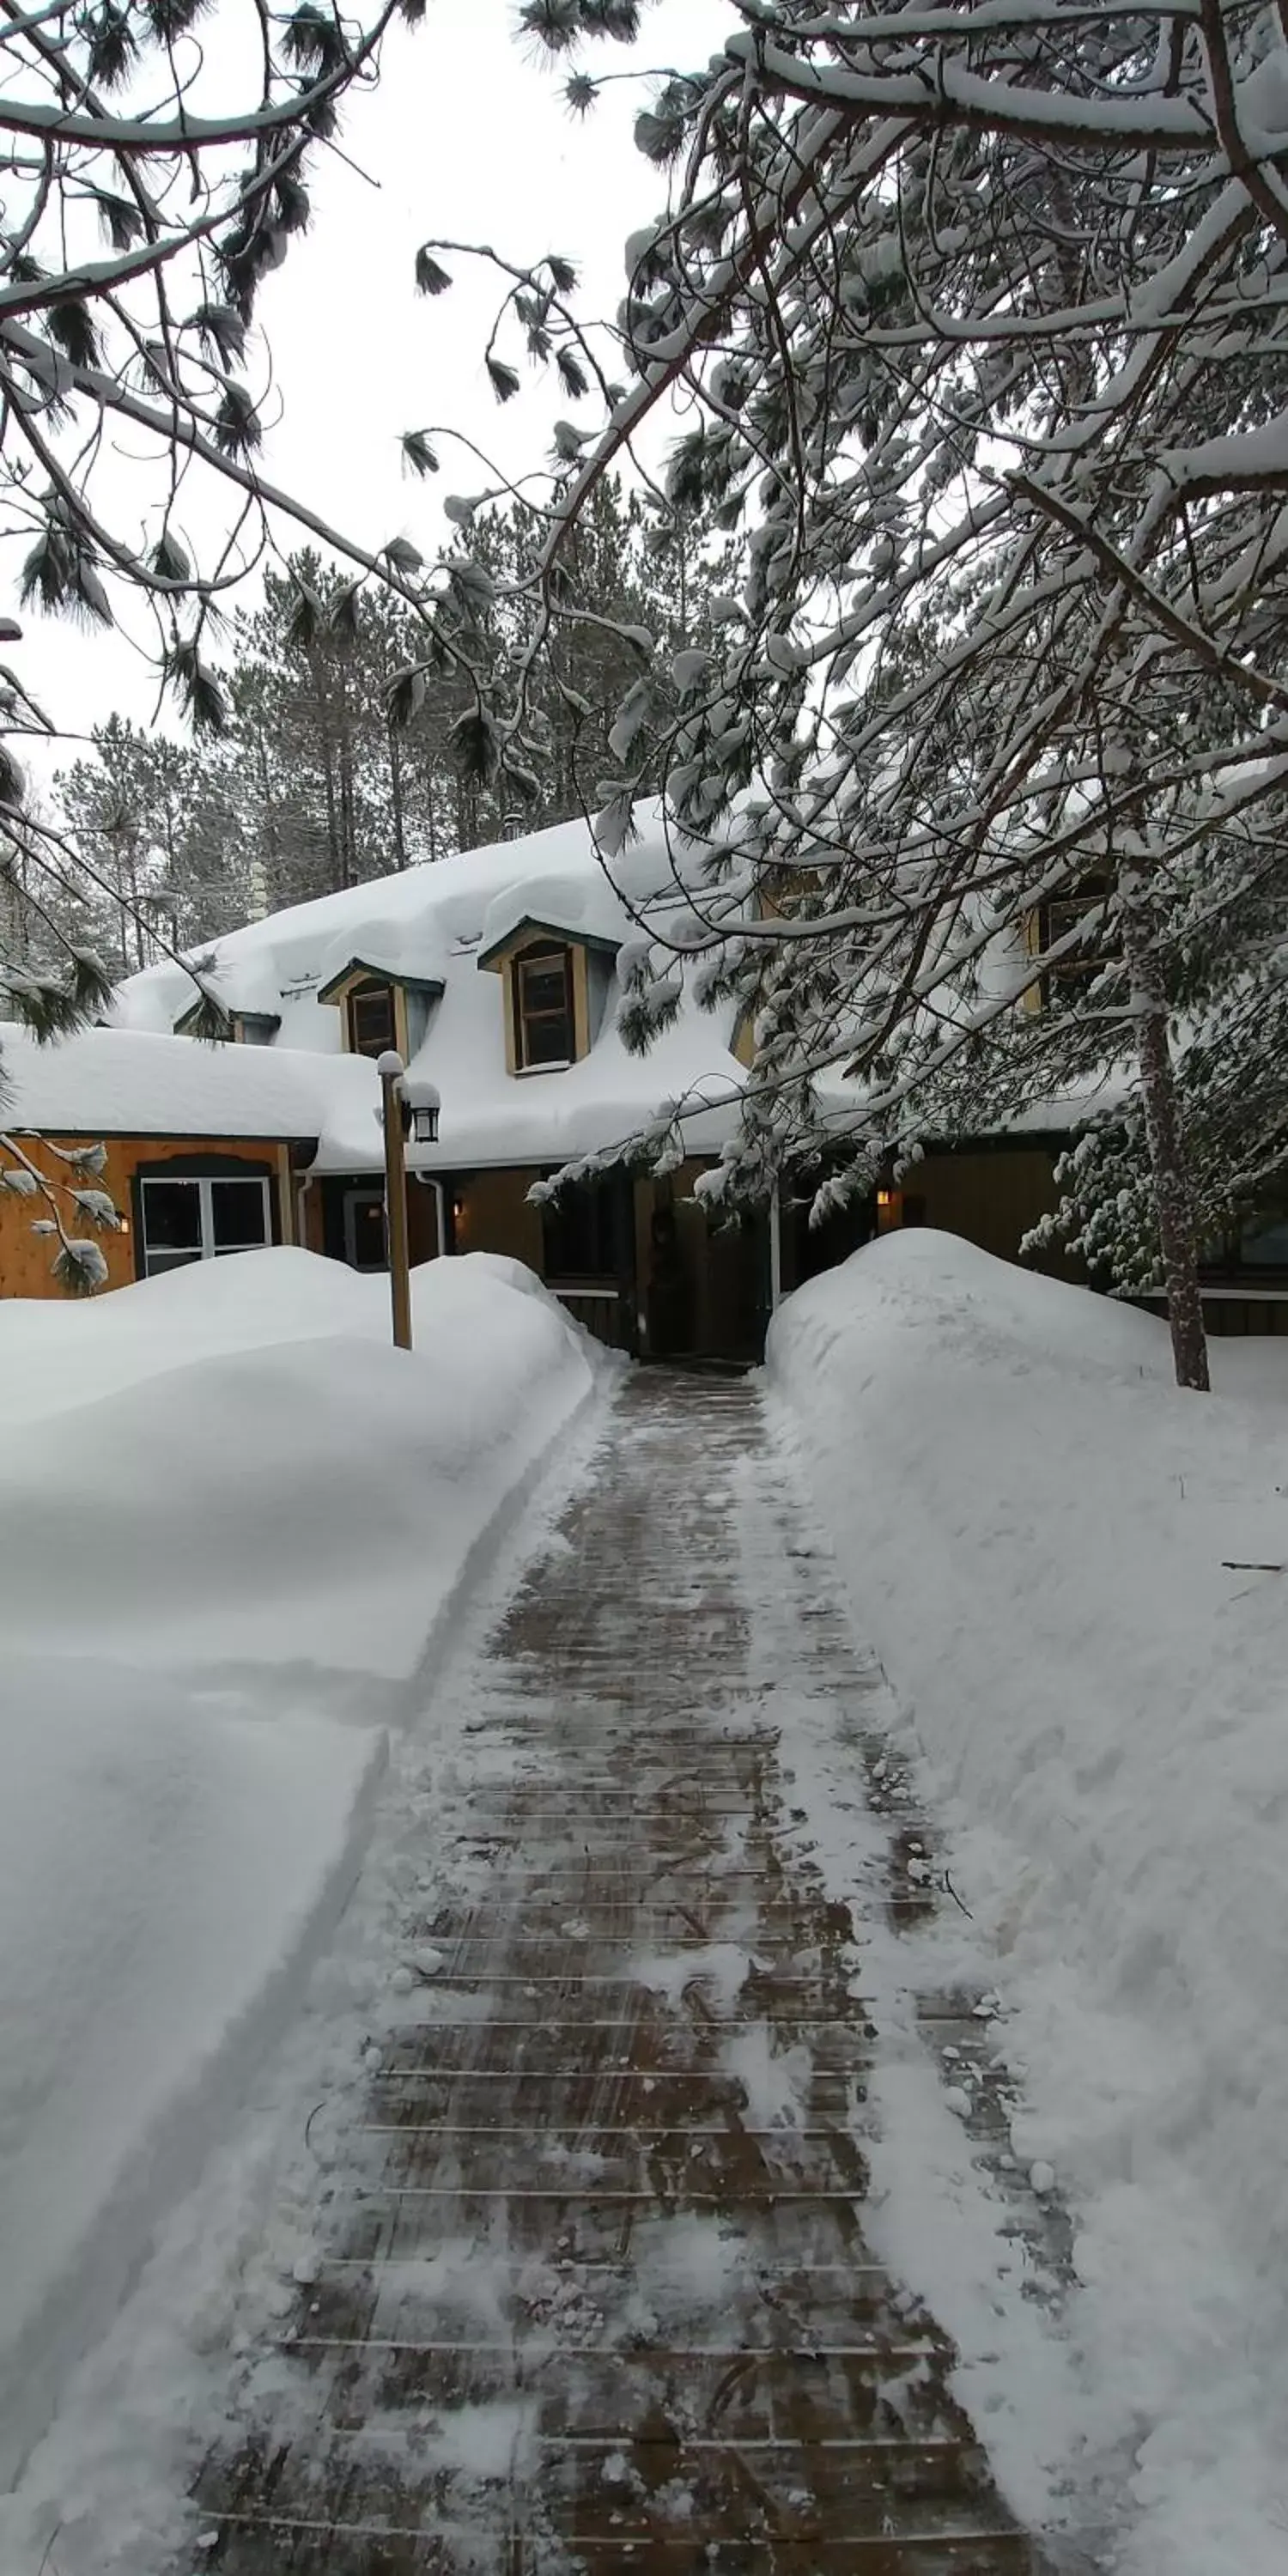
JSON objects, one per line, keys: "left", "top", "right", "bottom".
{"left": 411, "top": 0, "right": 1288, "bottom": 1391}
{"left": 53, "top": 489, "right": 729, "bottom": 940}
{"left": 54, "top": 720, "right": 246, "bottom": 975}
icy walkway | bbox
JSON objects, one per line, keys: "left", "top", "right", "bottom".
{"left": 191, "top": 1373, "right": 1048, "bottom": 2573}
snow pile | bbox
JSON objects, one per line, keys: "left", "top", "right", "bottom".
{"left": 769, "top": 1230, "right": 1288, "bottom": 2569}
{"left": 0, "top": 1247, "right": 605, "bottom": 2483}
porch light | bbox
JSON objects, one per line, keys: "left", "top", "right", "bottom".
{"left": 876, "top": 1188, "right": 895, "bottom": 1209}
{"left": 403, "top": 1074, "right": 441, "bottom": 1145}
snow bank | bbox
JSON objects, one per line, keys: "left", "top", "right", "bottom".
{"left": 768, "top": 1231, "right": 1288, "bottom": 2570}
{"left": 0, "top": 1248, "right": 605, "bottom": 2482}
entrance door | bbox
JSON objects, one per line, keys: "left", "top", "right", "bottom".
{"left": 343, "top": 1186, "right": 387, "bottom": 1272}
{"left": 541, "top": 1174, "right": 635, "bottom": 1353}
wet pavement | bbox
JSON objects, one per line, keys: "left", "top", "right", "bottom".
{"left": 190, "top": 1372, "right": 1053, "bottom": 2574}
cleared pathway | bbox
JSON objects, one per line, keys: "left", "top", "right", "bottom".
{"left": 191, "top": 1373, "right": 1048, "bottom": 2574}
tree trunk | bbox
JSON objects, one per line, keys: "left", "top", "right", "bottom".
{"left": 122, "top": 843, "right": 145, "bottom": 971}
{"left": 337, "top": 659, "right": 357, "bottom": 889}
{"left": 1121, "top": 867, "right": 1209, "bottom": 1392}
{"left": 338, "top": 728, "right": 356, "bottom": 889}
{"left": 388, "top": 717, "right": 407, "bottom": 871}
{"left": 309, "top": 651, "right": 343, "bottom": 890}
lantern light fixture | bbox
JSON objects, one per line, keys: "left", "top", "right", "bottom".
{"left": 402, "top": 1073, "right": 441, "bottom": 1145}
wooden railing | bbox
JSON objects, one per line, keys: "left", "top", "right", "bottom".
{"left": 550, "top": 1282, "right": 635, "bottom": 1353}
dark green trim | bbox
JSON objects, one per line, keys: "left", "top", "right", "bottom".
{"left": 476, "top": 919, "right": 621, "bottom": 972}
{"left": 172, "top": 1001, "right": 283, "bottom": 1037}
{"left": 316, "top": 956, "right": 446, "bottom": 1005}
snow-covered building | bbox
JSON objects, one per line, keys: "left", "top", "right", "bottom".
{"left": 2, "top": 810, "right": 1135, "bottom": 1345}
{"left": 93, "top": 811, "right": 769, "bottom": 1357}
{"left": 0, "top": 1023, "right": 350, "bottom": 1299}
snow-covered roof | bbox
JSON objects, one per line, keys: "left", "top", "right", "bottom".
{"left": 114, "top": 809, "right": 750, "bottom": 1171}
{"left": 0, "top": 1022, "right": 320, "bottom": 1140}
{"left": 0, "top": 1021, "right": 407, "bottom": 1173}
{"left": 173, "top": 946, "right": 285, "bottom": 1032}
{"left": 477, "top": 866, "right": 629, "bottom": 965}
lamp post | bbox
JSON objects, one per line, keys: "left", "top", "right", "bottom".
{"left": 376, "top": 1053, "right": 440, "bottom": 1352}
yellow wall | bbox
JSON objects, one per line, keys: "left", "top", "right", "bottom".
{"left": 0, "top": 1134, "right": 293, "bottom": 1298}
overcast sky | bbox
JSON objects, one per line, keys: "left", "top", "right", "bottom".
{"left": 14, "top": 0, "right": 733, "bottom": 777}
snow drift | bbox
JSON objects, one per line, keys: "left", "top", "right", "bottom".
{"left": 769, "top": 1231, "right": 1288, "bottom": 2568}
{"left": 0, "top": 1247, "right": 605, "bottom": 2484}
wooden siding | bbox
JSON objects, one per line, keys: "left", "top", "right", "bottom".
{"left": 408, "top": 1176, "right": 440, "bottom": 1265}
{"left": 0, "top": 1133, "right": 289, "bottom": 1299}
{"left": 299, "top": 1176, "right": 327, "bottom": 1255}
{"left": 1138, "top": 1290, "right": 1288, "bottom": 1339}
{"left": 886, "top": 1148, "right": 1060, "bottom": 1265}
{"left": 451, "top": 1165, "right": 544, "bottom": 1273}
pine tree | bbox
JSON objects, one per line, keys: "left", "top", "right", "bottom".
{"left": 419, "top": 0, "right": 1288, "bottom": 1391}
{"left": 53, "top": 720, "right": 247, "bottom": 974}
{"left": 56, "top": 492, "right": 731, "bottom": 943}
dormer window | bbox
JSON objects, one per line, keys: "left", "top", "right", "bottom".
{"left": 477, "top": 914, "right": 620, "bottom": 1077}
{"left": 347, "top": 978, "right": 398, "bottom": 1060}
{"left": 317, "top": 957, "right": 445, "bottom": 1056}
{"left": 173, "top": 998, "right": 281, "bottom": 1046}
{"left": 232, "top": 1012, "right": 281, "bottom": 1048}
{"left": 1029, "top": 874, "right": 1117, "bottom": 1012}
{"left": 515, "top": 945, "right": 574, "bottom": 1070}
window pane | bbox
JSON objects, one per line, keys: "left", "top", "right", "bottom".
{"left": 524, "top": 1011, "right": 574, "bottom": 1066}
{"left": 519, "top": 962, "right": 568, "bottom": 1016}
{"left": 145, "top": 1249, "right": 202, "bottom": 1276}
{"left": 142, "top": 1179, "right": 202, "bottom": 1250}
{"left": 1240, "top": 1218, "right": 1288, "bottom": 1268}
{"left": 544, "top": 1180, "right": 618, "bottom": 1279}
{"left": 211, "top": 1179, "right": 269, "bottom": 1249}
{"left": 350, "top": 986, "right": 396, "bottom": 1057}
